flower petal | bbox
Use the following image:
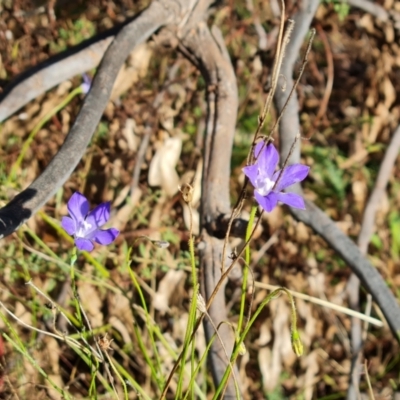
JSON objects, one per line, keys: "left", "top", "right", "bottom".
{"left": 243, "top": 164, "right": 259, "bottom": 187}
{"left": 276, "top": 192, "right": 306, "bottom": 210}
{"left": 253, "top": 141, "right": 265, "bottom": 158}
{"left": 81, "top": 73, "right": 92, "bottom": 94}
{"left": 274, "top": 164, "right": 309, "bottom": 191}
{"left": 85, "top": 202, "right": 111, "bottom": 229}
{"left": 61, "top": 216, "right": 76, "bottom": 235}
{"left": 255, "top": 191, "right": 278, "bottom": 212}
{"left": 257, "top": 143, "right": 279, "bottom": 179}
{"left": 75, "top": 238, "right": 94, "bottom": 252}
{"left": 67, "top": 192, "right": 90, "bottom": 224}
{"left": 93, "top": 228, "right": 120, "bottom": 245}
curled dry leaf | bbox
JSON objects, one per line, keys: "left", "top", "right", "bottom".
{"left": 109, "top": 316, "right": 132, "bottom": 345}
{"left": 122, "top": 118, "right": 139, "bottom": 152}
{"left": 148, "top": 136, "right": 182, "bottom": 197}
{"left": 110, "top": 43, "right": 153, "bottom": 101}
{"left": 295, "top": 221, "right": 310, "bottom": 242}
{"left": 375, "top": 191, "right": 390, "bottom": 226}
{"left": 109, "top": 186, "right": 142, "bottom": 231}
{"left": 295, "top": 299, "right": 317, "bottom": 349}
{"left": 181, "top": 159, "right": 202, "bottom": 234}
{"left": 352, "top": 179, "right": 367, "bottom": 212}
{"left": 382, "top": 76, "right": 396, "bottom": 109}
{"left": 257, "top": 321, "right": 280, "bottom": 392}
{"left": 369, "top": 102, "right": 389, "bottom": 143}
{"left": 300, "top": 350, "right": 320, "bottom": 400}
{"left": 78, "top": 282, "right": 103, "bottom": 328}
{"left": 258, "top": 297, "right": 297, "bottom": 392}
{"left": 15, "top": 302, "right": 32, "bottom": 326}
{"left": 152, "top": 269, "right": 186, "bottom": 314}
{"left": 182, "top": 203, "right": 200, "bottom": 235}
{"left": 107, "top": 291, "right": 134, "bottom": 331}
{"left": 44, "top": 337, "right": 64, "bottom": 400}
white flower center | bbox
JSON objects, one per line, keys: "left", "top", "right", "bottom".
{"left": 256, "top": 174, "right": 275, "bottom": 196}
{"left": 76, "top": 220, "right": 92, "bottom": 237}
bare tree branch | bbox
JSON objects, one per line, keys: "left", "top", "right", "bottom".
{"left": 290, "top": 200, "right": 400, "bottom": 337}
{"left": 274, "top": 0, "right": 400, "bottom": 340}
{"left": 275, "top": 0, "right": 319, "bottom": 164}
{"left": 347, "top": 0, "right": 389, "bottom": 21}
{"left": 179, "top": 16, "right": 240, "bottom": 398}
{"left": 0, "top": 31, "right": 115, "bottom": 122}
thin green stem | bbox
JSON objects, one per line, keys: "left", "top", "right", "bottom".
{"left": 104, "top": 351, "right": 129, "bottom": 400}
{"left": 39, "top": 211, "right": 110, "bottom": 277}
{"left": 182, "top": 333, "right": 217, "bottom": 400}
{"left": 69, "top": 248, "right": 83, "bottom": 329}
{"left": 127, "top": 252, "right": 162, "bottom": 388}
{"left": 237, "top": 205, "right": 257, "bottom": 333}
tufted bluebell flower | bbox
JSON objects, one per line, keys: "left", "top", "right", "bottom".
{"left": 80, "top": 73, "right": 92, "bottom": 94}
{"left": 243, "top": 142, "right": 309, "bottom": 212}
{"left": 61, "top": 192, "right": 119, "bottom": 252}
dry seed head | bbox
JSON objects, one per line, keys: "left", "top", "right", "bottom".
{"left": 291, "top": 329, "right": 303, "bottom": 357}
{"left": 98, "top": 333, "right": 114, "bottom": 352}
{"left": 196, "top": 293, "right": 207, "bottom": 313}
{"left": 237, "top": 341, "right": 247, "bottom": 356}
{"left": 179, "top": 183, "right": 194, "bottom": 203}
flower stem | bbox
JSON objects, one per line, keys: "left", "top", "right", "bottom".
{"left": 237, "top": 205, "right": 257, "bottom": 334}
{"left": 69, "top": 247, "right": 82, "bottom": 327}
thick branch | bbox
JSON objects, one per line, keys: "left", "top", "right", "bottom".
{"left": 347, "top": 0, "right": 389, "bottom": 21}
{"left": 275, "top": 0, "right": 320, "bottom": 164}
{"left": 0, "top": 29, "right": 116, "bottom": 122}
{"left": 291, "top": 202, "right": 400, "bottom": 337}
{"left": 180, "top": 20, "right": 240, "bottom": 398}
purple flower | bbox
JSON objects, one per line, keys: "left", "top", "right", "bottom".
{"left": 61, "top": 192, "right": 119, "bottom": 252}
{"left": 80, "top": 73, "right": 92, "bottom": 94}
{"left": 243, "top": 142, "right": 309, "bottom": 212}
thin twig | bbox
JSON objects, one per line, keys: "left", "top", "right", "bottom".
{"left": 254, "top": 282, "right": 383, "bottom": 327}
{"left": 346, "top": 0, "right": 389, "bottom": 21}
{"left": 196, "top": 294, "right": 241, "bottom": 397}
{"left": 25, "top": 280, "right": 103, "bottom": 360}
{"left": 0, "top": 301, "right": 100, "bottom": 359}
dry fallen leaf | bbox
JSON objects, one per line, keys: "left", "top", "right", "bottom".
{"left": 300, "top": 350, "right": 319, "bottom": 400}
{"left": 153, "top": 269, "right": 186, "bottom": 313}
{"left": 78, "top": 281, "right": 103, "bottom": 328}
{"left": 110, "top": 43, "right": 153, "bottom": 101}
{"left": 148, "top": 136, "right": 182, "bottom": 197}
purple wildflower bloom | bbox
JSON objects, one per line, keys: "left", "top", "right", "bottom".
{"left": 61, "top": 192, "right": 119, "bottom": 252}
{"left": 243, "top": 142, "right": 309, "bottom": 212}
{"left": 81, "top": 73, "right": 92, "bottom": 94}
